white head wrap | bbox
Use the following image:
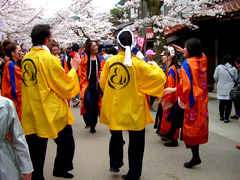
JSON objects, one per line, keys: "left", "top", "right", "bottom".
{"left": 167, "top": 46, "right": 175, "bottom": 57}
{"left": 117, "top": 29, "right": 136, "bottom": 67}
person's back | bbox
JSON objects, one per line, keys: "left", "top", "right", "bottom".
{"left": 99, "top": 29, "right": 166, "bottom": 180}
{"left": 100, "top": 51, "right": 165, "bottom": 130}
{"left": 213, "top": 55, "right": 238, "bottom": 123}
{"left": 185, "top": 54, "right": 208, "bottom": 99}
{"left": 214, "top": 55, "right": 238, "bottom": 96}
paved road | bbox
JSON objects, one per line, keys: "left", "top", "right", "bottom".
{"left": 43, "top": 99, "right": 240, "bottom": 180}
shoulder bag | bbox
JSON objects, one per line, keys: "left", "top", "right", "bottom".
{"left": 226, "top": 68, "right": 240, "bottom": 101}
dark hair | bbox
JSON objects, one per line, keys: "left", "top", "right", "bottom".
{"left": 107, "top": 47, "right": 118, "bottom": 55}
{"left": 22, "top": 49, "right": 28, "bottom": 54}
{"left": 0, "top": 44, "right": 5, "bottom": 58}
{"left": 119, "top": 31, "right": 132, "bottom": 47}
{"left": 71, "top": 43, "right": 79, "bottom": 52}
{"left": 51, "top": 40, "right": 59, "bottom": 48}
{"left": 236, "top": 57, "right": 240, "bottom": 64}
{"left": 31, "top": 24, "right": 51, "bottom": 46}
{"left": 1, "top": 40, "right": 10, "bottom": 58}
{"left": 4, "top": 41, "right": 19, "bottom": 58}
{"left": 2, "top": 40, "right": 11, "bottom": 50}
{"left": 84, "top": 38, "right": 97, "bottom": 55}
{"left": 185, "top": 38, "right": 202, "bottom": 58}
{"left": 221, "top": 55, "right": 232, "bottom": 65}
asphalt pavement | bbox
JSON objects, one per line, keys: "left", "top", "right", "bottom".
{"left": 43, "top": 97, "right": 240, "bottom": 180}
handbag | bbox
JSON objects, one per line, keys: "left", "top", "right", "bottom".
{"left": 226, "top": 68, "right": 240, "bottom": 101}
{"left": 167, "top": 102, "right": 184, "bottom": 128}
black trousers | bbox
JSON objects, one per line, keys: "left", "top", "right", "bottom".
{"left": 186, "top": 144, "right": 200, "bottom": 160}
{"left": 233, "top": 100, "right": 240, "bottom": 116}
{"left": 26, "top": 125, "right": 75, "bottom": 180}
{"left": 109, "top": 129, "right": 145, "bottom": 180}
{"left": 83, "top": 83, "right": 99, "bottom": 128}
{"left": 155, "top": 105, "right": 163, "bottom": 131}
{"left": 219, "top": 99, "right": 232, "bottom": 120}
{"left": 150, "top": 96, "right": 157, "bottom": 107}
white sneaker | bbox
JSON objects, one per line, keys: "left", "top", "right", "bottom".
{"left": 72, "top": 99, "right": 80, "bottom": 107}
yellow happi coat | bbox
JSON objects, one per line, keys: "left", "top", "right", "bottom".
{"left": 100, "top": 52, "right": 166, "bottom": 130}
{"left": 21, "top": 47, "right": 80, "bottom": 139}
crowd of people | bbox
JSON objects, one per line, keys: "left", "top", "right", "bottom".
{"left": 0, "top": 23, "right": 239, "bottom": 180}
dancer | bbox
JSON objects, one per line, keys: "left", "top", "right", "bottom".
{"left": 78, "top": 38, "right": 105, "bottom": 133}
{"left": 21, "top": 24, "right": 81, "bottom": 179}
{"left": 159, "top": 38, "right": 208, "bottom": 168}
{"left": 1, "top": 41, "right": 23, "bottom": 121}
{"left": 100, "top": 29, "right": 166, "bottom": 180}
{"left": 156, "top": 45, "right": 180, "bottom": 147}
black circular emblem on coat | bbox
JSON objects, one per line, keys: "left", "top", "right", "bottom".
{"left": 108, "top": 62, "right": 130, "bottom": 90}
{"left": 22, "top": 59, "right": 37, "bottom": 87}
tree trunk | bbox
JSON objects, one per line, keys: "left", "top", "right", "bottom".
{"left": 144, "top": 0, "right": 166, "bottom": 64}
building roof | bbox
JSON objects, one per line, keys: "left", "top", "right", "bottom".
{"left": 220, "top": 0, "right": 240, "bottom": 13}
{"left": 146, "top": 0, "right": 240, "bottom": 40}
{"left": 110, "top": 21, "right": 134, "bottom": 31}
{"left": 145, "top": 24, "right": 186, "bottom": 39}
{"left": 163, "top": 24, "right": 187, "bottom": 36}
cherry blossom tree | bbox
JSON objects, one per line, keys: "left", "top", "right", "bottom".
{"left": 114, "top": 0, "right": 225, "bottom": 60}
{"left": 48, "top": 0, "right": 114, "bottom": 46}
{"left": 0, "top": 0, "right": 43, "bottom": 48}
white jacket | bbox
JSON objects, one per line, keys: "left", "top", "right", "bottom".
{"left": 213, "top": 63, "right": 238, "bottom": 97}
{"left": 0, "top": 96, "right": 33, "bottom": 180}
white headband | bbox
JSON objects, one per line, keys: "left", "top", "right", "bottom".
{"left": 167, "top": 46, "right": 175, "bottom": 57}
{"left": 117, "top": 29, "right": 136, "bottom": 67}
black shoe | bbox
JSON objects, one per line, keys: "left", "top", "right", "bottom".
{"left": 184, "top": 158, "right": 201, "bottom": 168}
{"left": 156, "top": 132, "right": 173, "bottom": 141}
{"left": 220, "top": 117, "right": 224, "bottom": 121}
{"left": 164, "top": 140, "right": 178, "bottom": 147}
{"left": 90, "top": 127, "right": 96, "bottom": 133}
{"left": 109, "top": 167, "right": 119, "bottom": 173}
{"left": 122, "top": 175, "right": 127, "bottom": 179}
{"left": 224, "top": 119, "right": 230, "bottom": 123}
{"left": 230, "top": 115, "right": 238, "bottom": 119}
{"left": 53, "top": 172, "right": 74, "bottom": 178}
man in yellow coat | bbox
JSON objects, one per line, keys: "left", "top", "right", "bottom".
{"left": 100, "top": 29, "right": 166, "bottom": 180}
{"left": 21, "top": 24, "right": 81, "bottom": 179}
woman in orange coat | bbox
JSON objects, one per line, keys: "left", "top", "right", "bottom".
{"left": 1, "top": 41, "right": 23, "bottom": 121}
{"left": 78, "top": 38, "right": 105, "bottom": 133}
{"left": 156, "top": 46, "right": 180, "bottom": 147}
{"left": 161, "top": 38, "right": 208, "bottom": 168}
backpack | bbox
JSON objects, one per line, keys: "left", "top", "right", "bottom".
{"left": 226, "top": 68, "right": 240, "bottom": 101}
